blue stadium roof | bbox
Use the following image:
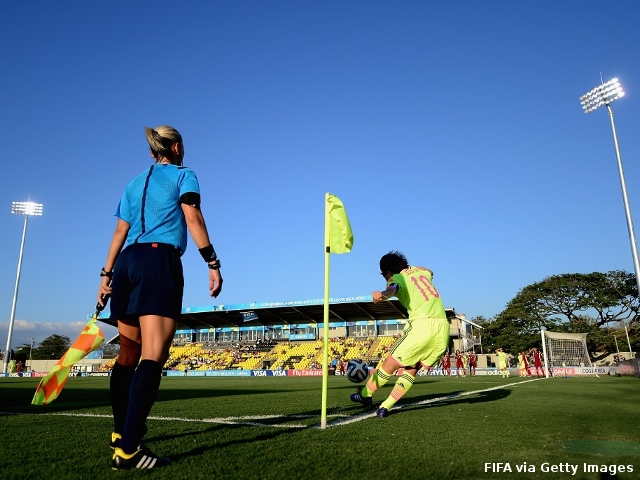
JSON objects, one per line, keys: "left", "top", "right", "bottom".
{"left": 96, "top": 295, "right": 459, "bottom": 330}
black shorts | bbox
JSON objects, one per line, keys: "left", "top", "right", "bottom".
{"left": 109, "top": 243, "right": 184, "bottom": 321}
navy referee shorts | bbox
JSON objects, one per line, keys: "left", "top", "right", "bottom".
{"left": 109, "top": 243, "right": 184, "bottom": 321}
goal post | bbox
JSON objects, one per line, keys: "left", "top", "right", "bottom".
{"left": 541, "top": 330, "right": 598, "bottom": 377}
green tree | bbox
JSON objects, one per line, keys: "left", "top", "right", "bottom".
{"left": 98, "top": 343, "right": 120, "bottom": 359}
{"left": 12, "top": 343, "right": 33, "bottom": 364}
{"left": 32, "top": 334, "right": 71, "bottom": 360}
{"left": 503, "top": 271, "right": 638, "bottom": 327}
{"left": 480, "top": 271, "right": 639, "bottom": 356}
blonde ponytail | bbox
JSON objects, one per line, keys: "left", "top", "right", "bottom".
{"left": 144, "top": 125, "right": 183, "bottom": 163}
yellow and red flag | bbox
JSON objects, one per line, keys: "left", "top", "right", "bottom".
{"left": 32, "top": 316, "right": 105, "bottom": 405}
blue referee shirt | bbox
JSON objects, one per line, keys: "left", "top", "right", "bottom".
{"left": 115, "top": 164, "right": 200, "bottom": 254}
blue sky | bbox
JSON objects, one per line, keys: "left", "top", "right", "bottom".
{"left": 1, "top": 1, "right": 639, "bottom": 348}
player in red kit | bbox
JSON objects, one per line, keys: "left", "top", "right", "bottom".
{"left": 531, "top": 348, "right": 544, "bottom": 377}
{"left": 523, "top": 350, "right": 532, "bottom": 376}
{"left": 468, "top": 351, "right": 477, "bottom": 376}
{"left": 441, "top": 351, "right": 451, "bottom": 376}
{"left": 455, "top": 350, "right": 465, "bottom": 377}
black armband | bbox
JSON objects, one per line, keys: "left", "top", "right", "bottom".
{"left": 199, "top": 244, "right": 217, "bottom": 263}
{"left": 180, "top": 192, "right": 201, "bottom": 208}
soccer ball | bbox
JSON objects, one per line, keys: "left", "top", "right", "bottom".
{"left": 346, "top": 359, "right": 369, "bottom": 383}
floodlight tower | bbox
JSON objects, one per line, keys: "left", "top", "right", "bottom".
{"left": 3, "top": 201, "right": 43, "bottom": 374}
{"left": 580, "top": 79, "right": 640, "bottom": 296}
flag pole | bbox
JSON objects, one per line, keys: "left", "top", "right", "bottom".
{"left": 321, "top": 193, "right": 331, "bottom": 429}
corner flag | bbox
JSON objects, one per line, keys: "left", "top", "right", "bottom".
{"left": 326, "top": 194, "right": 353, "bottom": 254}
{"left": 32, "top": 316, "right": 105, "bottom": 405}
{"left": 321, "top": 193, "right": 353, "bottom": 429}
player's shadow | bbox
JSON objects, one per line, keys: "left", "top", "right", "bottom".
{"left": 398, "top": 388, "right": 511, "bottom": 413}
{"left": 155, "top": 386, "right": 307, "bottom": 402}
{"left": 1, "top": 382, "right": 303, "bottom": 414}
{"left": 161, "top": 410, "right": 320, "bottom": 461}
{"left": 167, "top": 421, "right": 302, "bottom": 462}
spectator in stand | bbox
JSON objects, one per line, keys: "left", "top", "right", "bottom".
{"left": 468, "top": 351, "right": 477, "bottom": 376}
{"left": 98, "top": 125, "right": 222, "bottom": 470}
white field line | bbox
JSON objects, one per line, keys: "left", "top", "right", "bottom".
{"left": 322, "top": 377, "right": 542, "bottom": 428}
{"left": 0, "top": 411, "right": 347, "bottom": 429}
{"left": 0, "top": 378, "right": 541, "bottom": 430}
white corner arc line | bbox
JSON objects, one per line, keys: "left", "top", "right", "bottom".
{"left": 322, "top": 377, "right": 542, "bottom": 429}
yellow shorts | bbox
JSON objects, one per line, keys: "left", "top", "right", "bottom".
{"left": 389, "top": 318, "right": 450, "bottom": 368}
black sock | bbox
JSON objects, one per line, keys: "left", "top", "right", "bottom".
{"left": 110, "top": 362, "right": 136, "bottom": 434}
{"left": 119, "top": 359, "right": 163, "bottom": 454}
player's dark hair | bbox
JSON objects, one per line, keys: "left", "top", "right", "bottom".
{"left": 379, "top": 250, "right": 409, "bottom": 274}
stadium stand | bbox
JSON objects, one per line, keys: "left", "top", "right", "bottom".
{"left": 95, "top": 299, "right": 478, "bottom": 372}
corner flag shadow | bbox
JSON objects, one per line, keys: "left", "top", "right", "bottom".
{"left": 0, "top": 379, "right": 302, "bottom": 414}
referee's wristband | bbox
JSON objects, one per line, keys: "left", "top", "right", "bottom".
{"left": 199, "top": 244, "right": 218, "bottom": 263}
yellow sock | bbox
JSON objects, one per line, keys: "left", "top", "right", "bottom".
{"left": 362, "top": 367, "right": 393, "bottom": 397}
{"left": 113, "top": 447, "right": 138, "bottom": 460}
{"left": 380, "top": 372, "right": 415, "bottom": 410}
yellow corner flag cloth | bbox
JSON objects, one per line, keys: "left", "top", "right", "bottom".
{"left": 32, "top": 316, "right": 105, "bottom": 405}
{"left": 327, "top": 194, "right": 353, "bottom": 254}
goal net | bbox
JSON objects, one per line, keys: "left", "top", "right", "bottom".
{"left": 541, "top": 331, "right": 598, "bottom": 377}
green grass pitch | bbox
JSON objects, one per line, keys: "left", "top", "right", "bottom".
{"left": 1, "top": 375, "right": 639, "bottom": 479}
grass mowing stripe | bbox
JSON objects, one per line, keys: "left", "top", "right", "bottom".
{"left": 324, "top": 377, "right": 542, "bottom": 428}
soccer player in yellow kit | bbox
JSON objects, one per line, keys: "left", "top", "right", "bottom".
{"left": 518, "top": 352, "right": 526, "bottom": 377}
{"left": 350, "top": 251, "right": 449, "bottom": 418}
{"left": 496, "top": 348, "right": 509, "bottom": 378}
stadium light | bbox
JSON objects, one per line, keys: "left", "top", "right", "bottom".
{"left": 579, "top": 78, "right": 640, "bottom": 297}
{"left": 3, "top": 201, "right": 43, "bottom": 374}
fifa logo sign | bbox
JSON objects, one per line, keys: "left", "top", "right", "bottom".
{"left": 485, "top": 463, "right": 512, "bottom": 473}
